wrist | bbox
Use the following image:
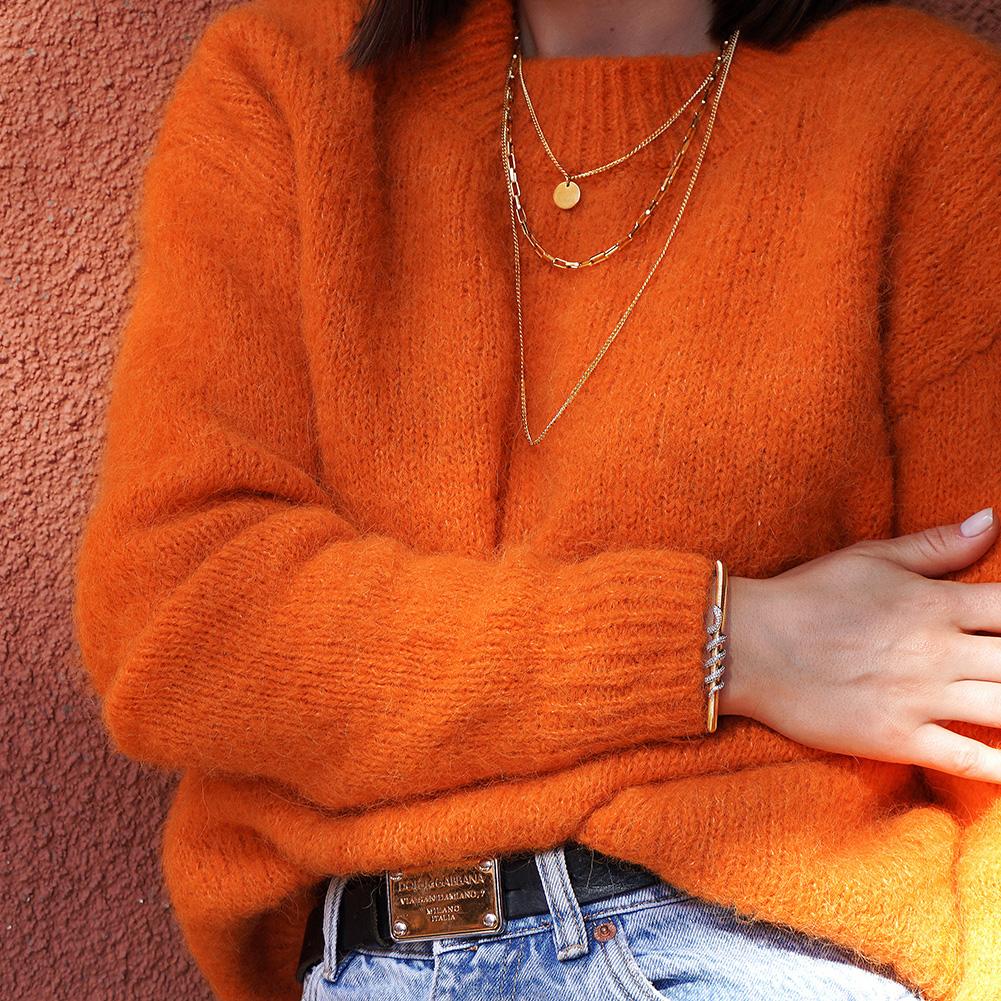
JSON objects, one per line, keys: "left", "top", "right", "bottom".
{"left": 715, "top": 575, "right": 768, "bottom": 721}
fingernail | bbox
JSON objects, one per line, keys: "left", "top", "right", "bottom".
{"left": 960, "top": 506, "right": 994, "bottom": 537}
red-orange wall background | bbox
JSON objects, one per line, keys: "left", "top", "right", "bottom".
{"left": 2, "top": 2, "right": 999, "bottom": 999}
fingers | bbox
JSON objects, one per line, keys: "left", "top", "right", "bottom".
{"left": 938, "top": 680, "right": 1001, "bottom": 728}
{"left": 909, "top": 723, "right": 1001, "bottom": 785}
{"left": 938, "top": 579, "right": 1001, "bottom": 633}
{"left": 945, "top": 633, "right": 1001, "bottom": 682}
{"left": 862, "top": 507, "right": 997, "bottom": 578}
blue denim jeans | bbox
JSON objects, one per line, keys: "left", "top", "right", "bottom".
{"left": 301, "top": 845, "right": 925, "bottom": 1000}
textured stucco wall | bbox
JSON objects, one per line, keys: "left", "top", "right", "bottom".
{"left": 2, "top": 3, "right": 237, "bottom": 1000}
{"left": 2, "top": 2, "right": 999, "bottom": 1000}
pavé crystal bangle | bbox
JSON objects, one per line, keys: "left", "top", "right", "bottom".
{"left": 703, "top": 559, "right": 729, "bottom": 733}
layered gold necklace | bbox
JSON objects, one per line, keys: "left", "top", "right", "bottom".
{"left": 518, "top": 42, "right": 726, "bottom": 219}
{"left": 501, "top": 28, "right": 740, "bottom": 445}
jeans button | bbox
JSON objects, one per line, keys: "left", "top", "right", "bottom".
{"left": 594, "top": 920, "right": 617, "bottom": 942}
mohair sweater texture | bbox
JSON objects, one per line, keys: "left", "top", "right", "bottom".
{"left": 72, "top": 0, "right": 1001, "bottom": 998}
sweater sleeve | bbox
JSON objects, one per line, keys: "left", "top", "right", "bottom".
{"left": 71, "top": 12, "right": 715, "bottom": 816}
{"left": 882, "top": 37, "right": 1001, "bottom": 1000}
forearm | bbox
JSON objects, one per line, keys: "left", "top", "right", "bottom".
{"left": 76, "top": 483, "right": 718, "bottom": 811}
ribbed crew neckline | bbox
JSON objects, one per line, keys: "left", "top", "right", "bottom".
{"left": 417, "top": 0, "right": 804, "bottom": 157}
{"left": 515, "top": 46, "right": 744, "bottom": 170}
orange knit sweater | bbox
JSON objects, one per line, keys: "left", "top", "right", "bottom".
{"left": 72, "top": 0, "right": 1001, "bottom": 998}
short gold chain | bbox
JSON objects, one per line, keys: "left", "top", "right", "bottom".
{"left": 517, "top": 46, "right": 724, "bottom": 184}
{"left": 506, "top": 68, "right": 711, "bottom": 269}
{"left": 505, "top": 34, "right": 733, "bottom": 270}
{"left": 501, "top": 30, "right": 740, "bottom": 447}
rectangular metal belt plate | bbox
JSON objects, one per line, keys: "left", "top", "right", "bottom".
{"left": 386, "top": 858, "right": 505, "bottom": 942}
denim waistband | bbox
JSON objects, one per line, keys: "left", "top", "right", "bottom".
{"left": 318, "top": 845, "right": 692, "bottom": 981}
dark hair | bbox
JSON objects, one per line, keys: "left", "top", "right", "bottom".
{"left": 342, "top": 0, "right": 869, "bottom": 70}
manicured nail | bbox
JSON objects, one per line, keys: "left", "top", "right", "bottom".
{"left": 960, "top": 506, "right": 994, "bottom": 537}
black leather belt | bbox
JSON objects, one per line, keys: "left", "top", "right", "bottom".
{"left": 296, "top": 842, "right": 662, "bottom": 983}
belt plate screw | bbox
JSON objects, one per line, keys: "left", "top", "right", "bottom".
{"left": 478, "top": 860, "right": 494, "bottom": 872}
{"left": 594, "top": 921, "right": 616, "bottom": 942}
{"left": 483, "top": 912, "right": 498, "bottom": 927}
{"left": 393, "top": 920, "right": 409, "bottom": 936}
{"left": 389, "top": 872, "right": 403, "bottom": 881}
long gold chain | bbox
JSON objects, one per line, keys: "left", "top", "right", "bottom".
{"left": 518, "top": 44, "right": 726, "bottom": 211}
{"left": 501, "top": 29, "right": 740, "bottom": 447}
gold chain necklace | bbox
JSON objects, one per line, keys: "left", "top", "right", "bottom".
{"left": 501, "top": 29, "right": 740, "bottom": 447}
{"left": 517, "top": 44, "right": 726, "bottom": 211}
{"left": 507, "top": 67, "right": 707, "bottom": 269}
{"left": 505, "top": 35, "right": 733, "bottom": 270}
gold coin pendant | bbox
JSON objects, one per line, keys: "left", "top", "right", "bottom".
{"left": 553, "top": 179, "right": 581, "bottom": 210}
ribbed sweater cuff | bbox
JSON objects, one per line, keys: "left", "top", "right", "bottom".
{"left": 542, "top": 549, "right": 716, "bottom": 743}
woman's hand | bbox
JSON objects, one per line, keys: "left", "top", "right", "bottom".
{"left": 721, "top": 507, "right": 1001, "bottom": 783}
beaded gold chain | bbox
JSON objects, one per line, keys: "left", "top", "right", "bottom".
{"left": 501, "top": 29, "right": 740, "bottom": 446}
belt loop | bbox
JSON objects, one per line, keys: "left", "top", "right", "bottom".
{"left": 321, "top": 875, "right": 349, "bottom": 981}
{"left": 534, "top": 845, "right": 589, "bottom": 961}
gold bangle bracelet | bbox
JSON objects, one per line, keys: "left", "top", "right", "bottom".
{"left": 704, "top": 559, "right": 729, "bottom": 733}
